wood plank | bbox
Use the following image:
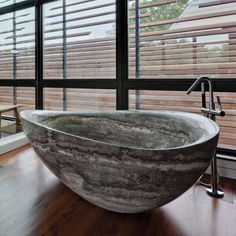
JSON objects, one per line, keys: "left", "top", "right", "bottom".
{"left": 199, "top": 0, "right": 236, "bottom": 8}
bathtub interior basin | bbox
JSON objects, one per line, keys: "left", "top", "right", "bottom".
{"left": 22, "top": 110, "right": 217, "bottom": 150}
{"left": 21, "top": 110, "right": 219, "bottom": 213}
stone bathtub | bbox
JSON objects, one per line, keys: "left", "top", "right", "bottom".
{"left": 21, "top": 110, "right": 219, "bottom": 213}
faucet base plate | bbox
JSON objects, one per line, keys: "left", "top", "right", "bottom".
{"left": 206, "top": 186, "right": 224, "bottom": 198}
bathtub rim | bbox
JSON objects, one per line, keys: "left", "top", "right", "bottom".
{"left": 20, "top": 109, "right": 220, "bottom": 152}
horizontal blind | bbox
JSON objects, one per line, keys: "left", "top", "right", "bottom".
{"left": 0, "top": 0, "right": 26, "bottom": 8}
{"left": 130, "top": 0, "right": 236, "bottom": 79}
{"left": 0, "top": 7, "right": 35, "bottom": 111}
{"left": 129, "top": 90, "right": 236, "bottom": 149}
{"left": 0, "top": 7, "right": 35, "bottom": 80}
{"left": 43, "top": 0, "right": 116, "bottom": 80}
{"left": 0, "top": 87, "right": 35, "bottom": 113}
{"left": 130, "top": 0, "right": 236, "bottom": 149}
{"left": 44, "top": 88, "right": 116, "bottom": 111}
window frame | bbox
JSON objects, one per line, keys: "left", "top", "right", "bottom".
{"left": 0, "top": 0, "right": 235, "bottom": 158}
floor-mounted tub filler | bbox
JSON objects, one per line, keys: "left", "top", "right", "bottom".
{"left": 21, "top": 110, "right": 219, "bottom": 213}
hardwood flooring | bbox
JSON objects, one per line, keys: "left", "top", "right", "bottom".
{"left": 0, "top": 145, "right": 236, "bottom": 236}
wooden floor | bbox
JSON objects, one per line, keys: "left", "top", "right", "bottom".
{"left": 0, "top": 146, "right": 236, "bottom": 236}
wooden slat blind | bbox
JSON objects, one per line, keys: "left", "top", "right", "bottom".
{"left": 0, "top": 0, "right": 25, "bottom": 8}
{"left": 0, "top": 0, "right": 236, "bottom": 149}
{"left": 43, "top": 0, "right": 116, "bottom": 80}
{"left": 129, "top": 0, "right": 236, "bottom": 79}
{"left": 129, "top": 90, "right": 236, "bottom": 149}
{"left": 0, "top": 7, "right": 35, "bottom": 80}
{"left": 0, "top": 7, "right": 35, "bottom": 118}
{"left": 44, "top": 88, "right": 116, "bottom": 112}
{"left": 130, "top": 0, "right": 236, "bottom": 149}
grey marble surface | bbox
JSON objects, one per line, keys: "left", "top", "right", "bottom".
{"left": 21, "top": 110, "right": 219, "bottom": 213}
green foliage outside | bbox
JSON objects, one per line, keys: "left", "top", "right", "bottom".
{"left": 107, "top": 0, "right": 189, "bottom": 35}
{"left": 129, "top": 0, "right": 189, "bottom": 33}
{"left": 106, "top": 0, "right": 227, "bottom": 63}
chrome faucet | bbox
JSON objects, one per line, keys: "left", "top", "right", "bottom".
{"left": 187, "top": 76, "right": 225, "bottom": 120}
{"left": 187, "top": 76, "right": 225, "bottom": 198}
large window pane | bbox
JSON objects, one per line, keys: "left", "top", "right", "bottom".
{"left": 0, "top": 86, "right": 35, "bottom": 139}
{"left": 130, "top": 0, "right": 236, "bottom": 79}
{"left": 0, "top": 86, "right": 35, "bottom": 111}
{"left": 0, "top": 7, "right": 35, "bottom": 79}
{"left": 0, "top": 0, "right": 26, "bottom": 8}
{"left": 43, "top": 0, "right": 116, "bottom": 79}
{"left": 44, "top": 88, "right": 116, "bottom": 111}
{"left": 129, "top": 90, "right": 236, "bottom": 149}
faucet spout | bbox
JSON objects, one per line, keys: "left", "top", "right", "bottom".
{"left": 186, "top": 76, "right": 213, "bottom": 95}
{"left": 187, "top": 76, "right": 214, "bottom": 112}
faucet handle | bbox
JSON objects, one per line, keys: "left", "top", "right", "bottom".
{"left": 216, "top": 96, "right": 226, "bottom": 117}
{"left": 216, "top": 96, "right": 222, "bottom": 109}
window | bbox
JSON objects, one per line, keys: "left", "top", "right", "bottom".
{"left": 0, "top": 7, "right": 35, "bottom": 80}
{"left": 129, "top": 90, "right": 236, "bottom": 149}
{"left": 130, "top": 0, "right": 236, "bottom": 79}
{"left": 0, "top": 86, "right": 35, "bottom": 138}
{"left": 0, "top": 0, "right": 235, "bottom": 156}
{"left": 43, "top": 0, "right": 116, "bottom": 79}
{"left": 0, "top": 0, "right": 26, "bottom": 8}
{"left": 44, "top": 88, "right": 116, "bottom": 111}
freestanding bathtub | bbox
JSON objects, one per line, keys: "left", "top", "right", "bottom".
{"left": 21, "top": 110, "right": 219, "bottom": 213}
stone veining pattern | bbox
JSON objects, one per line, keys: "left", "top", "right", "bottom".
{"left": 21, "top": 110, "right": 219, "bottom": 213}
